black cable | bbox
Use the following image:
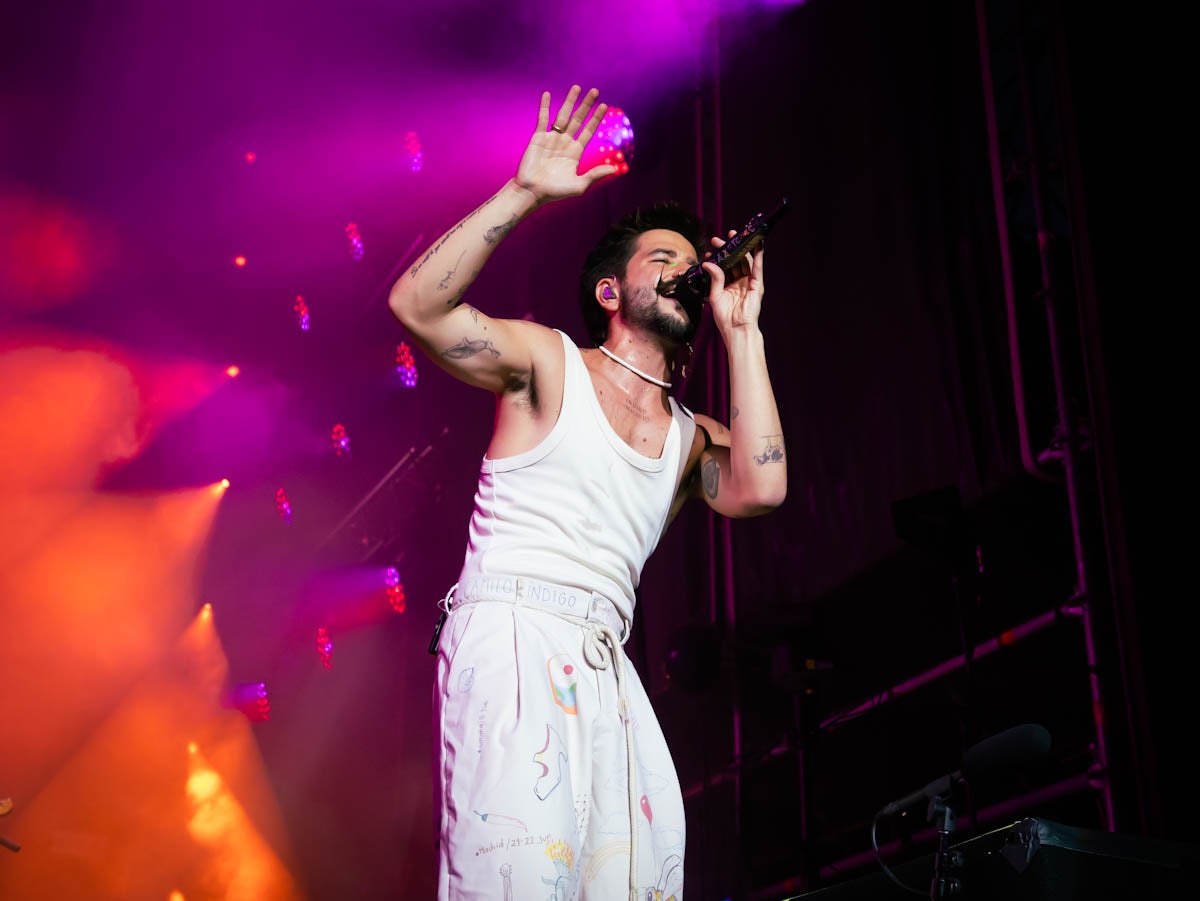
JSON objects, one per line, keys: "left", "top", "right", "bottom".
{"left": 871, "top": 810, "right": 927, "bottom": 897}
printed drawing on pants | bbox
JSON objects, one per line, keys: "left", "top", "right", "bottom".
{"left": 473, "top": 809, "right": 529, "bottom": 833}
{"left": 597, "top": 753, "right": 684, "bottom": 856}
{"left": 546, "top": 654, "right": 579, "bottom": 715}
{"left": 532, "top": 723, "right": 568, "bottom": 801}
{"left": 541, "top": 838, "right": 578, "bottom": 901}
{"left": 581, "top": 840, "right": 629, "bottom": 885}
{"left": 457, "top": 666, "right": 476, "bottom": 692}
{"left": 597, "top": 767, "right": 669, "bottom": 833}
{"left": 645, "top": 853, "right": 682, "bottom": 901}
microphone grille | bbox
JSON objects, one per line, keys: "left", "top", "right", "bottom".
{"left": 963, "top": 723, "right": 1052, "bottom": 777}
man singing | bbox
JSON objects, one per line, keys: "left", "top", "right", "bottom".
{"left": 389, "top": 84, "right": 786, "bottom": 900}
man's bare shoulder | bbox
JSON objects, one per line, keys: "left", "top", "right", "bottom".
{"left": 505, "top": 319, "right": 566, "bottom": 369}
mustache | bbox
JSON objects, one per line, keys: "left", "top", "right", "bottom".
{"left": 655, "top": 272, "right": 703, "bottom": 328}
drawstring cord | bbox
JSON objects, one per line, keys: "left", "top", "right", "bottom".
{"left": 581, "top": 620, "right": 640, "bottom": 901}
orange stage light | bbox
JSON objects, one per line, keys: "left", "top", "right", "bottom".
{"left": 0, "top": 331, "right": 235, "bottom": 491}
{"left": 0, "top": 606, "right": 301, "bottom": 900}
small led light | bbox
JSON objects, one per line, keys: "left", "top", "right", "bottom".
{"left": 345, "top": 223, "right": 364, "bottom": 260}
{"left": 396, "top": 342, "right": 418, "bottom": 388}
{"left": 331, "top": 424, "right": 351, "bottom": 457}
{"left": 403, "top": 132, "right": 424, "bottom": 173}
{"left": 224, "top": 682, "right": 270, "bottom": 722}
{"left": 386, "top": 566, "right": 406, "bottom": 614}
{"left": 275, "top": 488, "right": 293, "bottom": 524}
{"left": 294, "top": 295, "right": 310, "bottom": 331}
{"left": 317, "top": 627, "right": 333, "bottom": 669}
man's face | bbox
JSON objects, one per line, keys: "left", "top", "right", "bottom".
{"left": 617, "top": 229, "right": 700, "bottom": 345}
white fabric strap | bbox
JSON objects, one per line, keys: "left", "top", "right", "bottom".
{"left": 672, "top": 402, "right": 697, "bottom": 493}
{"left": 453, "top": 574, "right": 629, "bottom": 643}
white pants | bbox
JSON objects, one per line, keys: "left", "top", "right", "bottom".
{"left": 434, "top": 600, "right": 686, "bottom": 900}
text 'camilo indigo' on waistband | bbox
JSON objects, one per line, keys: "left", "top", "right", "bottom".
{"left": 451, "top": 574, "right": 629, "bottom": 644}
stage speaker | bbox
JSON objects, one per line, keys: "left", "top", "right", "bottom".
{"left": 785, "top": 818, "right": 1198, "bottom": 900}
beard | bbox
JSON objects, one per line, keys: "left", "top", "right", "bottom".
{"left": 619, "top": 280, "right": 697, "bottom": 345}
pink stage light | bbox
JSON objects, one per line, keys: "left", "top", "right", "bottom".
{"left": 233, "top": 255, "right": 247, "bottom": 267}
{"left": 395, "top": 342, "right": 418, "bottom": 388}
{"left": 293, "top": 294, "right": 310, "bottom": 331}
{"left": 225, "top": 365, "right": 240, "bottom": 378}
{"left": 224, "top": 682, "right": 270, "bottom": 722}
{"left": 316, "top": 627, "right": 333, "bottom": 668}
{"left": 275, "top": 488, "right": 292, "bottom": 523}
{"left": 581, "top": 107, "right": 634, "bottom": 176}
{"left": 345, "top": 223, "right": 364, "bottom": 260}
{"left": 0, "top": 186, "right": 113, "bottom": 312}
{"left": 331, "top": 423, "right": 351, "bottom": 458}
{"left": 385, "top": 566, "right": 406, "bottom": 614}
{"left": 403, "top": 131, "right": 424, "bottom": 173}
{"left": 245, "top": 151, "right": 257, "bottom": 164}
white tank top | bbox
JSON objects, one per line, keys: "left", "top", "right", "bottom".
{"left": 456, "top": 330, "right": 695, "bottom": 625}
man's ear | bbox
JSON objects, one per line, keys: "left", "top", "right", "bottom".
{"left": 596, "top": 278, "right": 619, "bottom": 310}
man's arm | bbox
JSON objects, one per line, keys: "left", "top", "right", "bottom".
{"left": 387, "top": 86, "right": 616, "bottom": 394}
{"left": 388, "top": 182, "right": 544, "bottom": 394}
{"left": 689, "top": 240, "right": 787, "bottom": 517}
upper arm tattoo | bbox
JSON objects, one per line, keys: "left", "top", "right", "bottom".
{"left": 702, "top": 457, "right": 720, "bottom": 499}
{"left": 753, "top": 435, "right": 785, "bottom": 465}
{"left": 441, "top": 337, "right": 500, "bottom": 360}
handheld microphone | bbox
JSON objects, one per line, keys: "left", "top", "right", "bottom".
{"left": 660, "top": 199, "right": 790, "bottom": 302}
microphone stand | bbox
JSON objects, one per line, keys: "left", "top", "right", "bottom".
{"left": 927, "top": 792, "right": 962, "bottom": 899}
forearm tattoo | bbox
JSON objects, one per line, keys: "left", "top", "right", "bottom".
{"left": 441, "top": 337, "right": 500, "bottom": 360}
{"left": 438, "top": 250, "right": 467, "bottom": 291}
{"left": 484, "top": 214, "right": 519, "bottom": 245}
{"left": 702, "top": 458, "right": 720, "bottom": 499}
{"left": 753, "top": 435, "right": 785, "bottom": 465}
{"left": 410, "top": 196, "right": 493, "bottom": 277}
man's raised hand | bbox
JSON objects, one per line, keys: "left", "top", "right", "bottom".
{"left": 514, "top": 85, "right": 619, "bottom": 205}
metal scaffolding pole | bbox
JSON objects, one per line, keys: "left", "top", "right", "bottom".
{"left": 975, "top": 0, "right": 1115, "bottom": 830}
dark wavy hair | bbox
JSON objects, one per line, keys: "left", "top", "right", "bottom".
{"left": 578, "top": 202, "right": 704, "bottom": 345}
